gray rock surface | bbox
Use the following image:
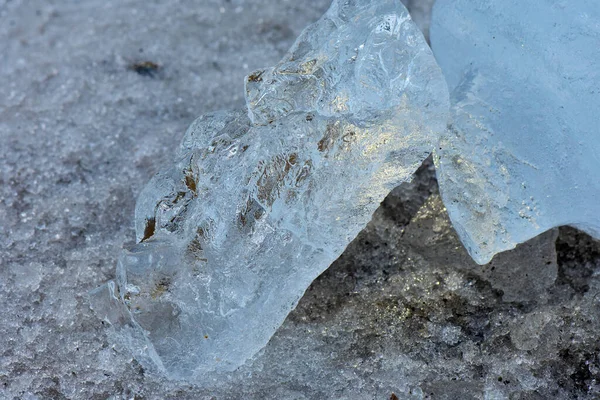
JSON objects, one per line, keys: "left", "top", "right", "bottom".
{"left": 2, "top": 0, "right": 600, "bottom": 399}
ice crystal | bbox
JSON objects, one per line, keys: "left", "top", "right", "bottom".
{"left": 431, "top": 0, "right": 600, "bottom": 263}
{"left": 90, "top": 0, "right": 448, "bottom": 379}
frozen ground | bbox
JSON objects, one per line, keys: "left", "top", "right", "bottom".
{"left": 1, "top": 0, "right": 599, "bottom": 399}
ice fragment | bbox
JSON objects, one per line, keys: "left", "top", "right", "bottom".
{"left": 90, "top": 0, "right": 449, "bottom": 380}
{"left": 431, "top": 0, "right": 600, "bottom": 263}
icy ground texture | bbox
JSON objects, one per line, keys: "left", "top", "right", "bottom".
{"left": 430, "top": 0, "right": 600, "bottom": 264}
{"left": 4, "top": 0, "right": 600, "bottom": 398}
{"left": 90, "top": 0, "right": 449, "bottom": 379}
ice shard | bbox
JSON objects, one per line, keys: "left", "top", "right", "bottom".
{"left": 90, "top": 0, "right": 449, "bottom": 379}
{"left": 430, "top": 0, "right": 600, "bottom": 264}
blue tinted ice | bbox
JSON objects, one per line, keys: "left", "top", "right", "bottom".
{"left": 431, "top": 0, "right": 600, "bottom": 264}
{"left": 90, "top": 0, "right": 449, "bottom": 380}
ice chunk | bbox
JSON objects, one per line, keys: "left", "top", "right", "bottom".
{"left": 430, "top": 0, "right": 600, "bottom": 264}
{"left": 90, "top": 0, "right": 448, "bottom": 380}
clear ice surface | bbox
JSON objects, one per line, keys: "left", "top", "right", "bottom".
{"left": 430, "top": 0, "right": 600, "bottom": 264}
{"left": 90, "top": 0, "right": 448, "bottom": 379}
